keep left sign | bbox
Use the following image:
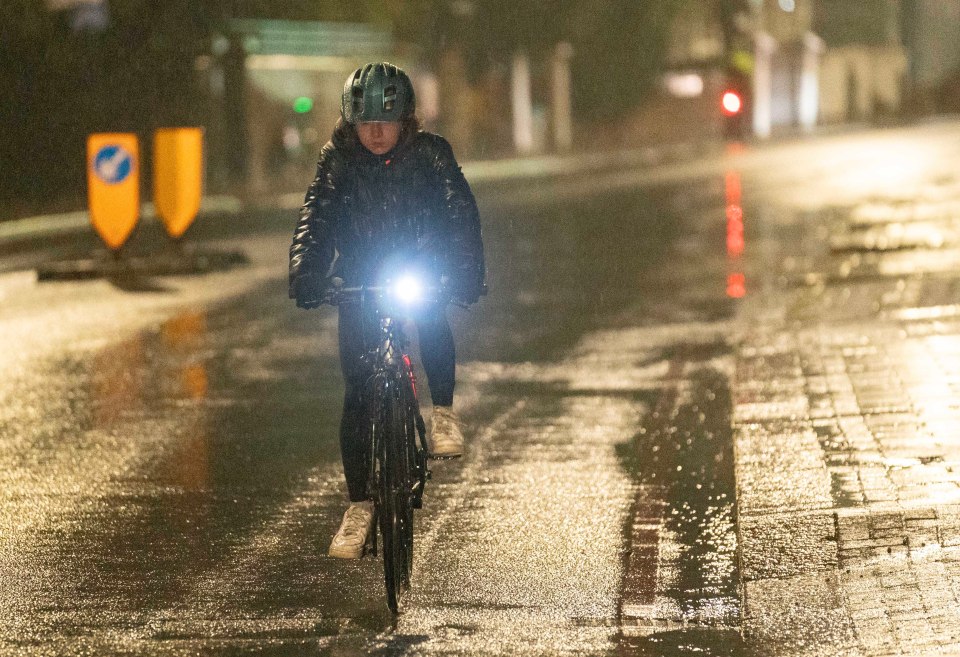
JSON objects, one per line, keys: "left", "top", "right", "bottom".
{"left": 87, "top": 133, "right": 139, "bottom": 251}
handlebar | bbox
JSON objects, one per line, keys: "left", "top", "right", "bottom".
{"left": 322, "top": 282, "right": 447, "bottom": 307}
{"left": 321, "top": 278, "right": 487, "bottom": 308}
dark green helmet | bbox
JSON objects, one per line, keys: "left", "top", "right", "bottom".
{"left": 341, "top": 62, "right": 416, "bottom": 124}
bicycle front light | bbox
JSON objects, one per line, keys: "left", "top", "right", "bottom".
{"left": 392, "top": 275, "right": 424, "bottom": 304}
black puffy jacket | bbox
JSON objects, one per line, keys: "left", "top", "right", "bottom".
{"left": 289, "top": 124, "right": 485, "bottom": 301}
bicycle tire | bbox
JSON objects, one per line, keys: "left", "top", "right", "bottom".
{"left": 376, "top": 376, "right": 408, "bottom": 613}
{"left": 394, "top": 374, "right": 420, "bottom": 600}
{"left": 400, "top": 378, "right": 419, "bottom": 587}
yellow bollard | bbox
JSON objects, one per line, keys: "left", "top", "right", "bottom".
{"left": 87, "top": 133, "right": 140, "bottom": 251}
{"left": 153, "top": 127, "right": 204, "bottom": 240}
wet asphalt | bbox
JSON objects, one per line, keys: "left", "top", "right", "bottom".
{"left": 7, "top": 121, "right": 960, "bottom": 655}
{"left": 0, "top": 142, "right": 745, "bottom": 656}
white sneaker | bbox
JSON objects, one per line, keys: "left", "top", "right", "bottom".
{"left": 328, "top": 501, "right": 374, "bottom": 559}
{"left": 429, "top": 406, "right": 464, "bottom": 458}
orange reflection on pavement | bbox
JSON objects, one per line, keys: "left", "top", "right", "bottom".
{"left": 725, "top": 169, "right": 746, "bottom": 298}
{"left": 161, "top": 310, "right": 210, "bottom": 490}
{"left": 726, "top": 273, "right": 746, "bottom": 298}
{"left": 89, "top": 310, "right": 212, "bottom": 491}
{"left": 181, "top": 363, "right": 209, "bottom": 400}
{"left": 726, "top": 204, "right": 744, "bottom": 258}
{"left": 725, "top": 170, "right": 741, "bottom": 203}
{"left": 162, "top": 310, "right": 205, "bottom": 346}
{"left": 162, "top": 311, "right": 209, "bottom": 400}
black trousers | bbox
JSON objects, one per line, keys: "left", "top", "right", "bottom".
{"left": 337, "top": 302, "right": 455, "bottom": 502}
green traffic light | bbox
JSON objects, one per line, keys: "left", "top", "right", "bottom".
{"left": 293, "top": 97, "right": 313, "bottom": 113}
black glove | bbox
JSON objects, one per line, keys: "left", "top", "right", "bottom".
{"left": 292, "top": 274, "right": 324, "bottom": 309}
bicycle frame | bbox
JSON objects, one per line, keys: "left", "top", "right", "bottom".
{"left": 362, "top": 308, "right": 429, "bottom": 508}
{"left": 335, "top": 285, "right": 430, "bottom": 612}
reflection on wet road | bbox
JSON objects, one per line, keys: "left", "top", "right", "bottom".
{"left": 0, "top": 155, "right": 744, "bottom": 655}
{"left": 19, "top": 122, "right": 960, "bottom": 654}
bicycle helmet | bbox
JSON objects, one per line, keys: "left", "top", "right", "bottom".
{"left": 341, "top": 62, "right": 416, "bottom": 124}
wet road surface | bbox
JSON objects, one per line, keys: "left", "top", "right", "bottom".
{"left": 732, "top": 122, "right": 960, "bottom": 655}
{"left": 1, "top": 139, "right": 743, "bottom": 656}
{"left": 5, "top": 120, "right": 960, "bottom": 655}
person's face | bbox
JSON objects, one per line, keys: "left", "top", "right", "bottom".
{"left": 356, "top": 121, "right": 401, "bottom": 155}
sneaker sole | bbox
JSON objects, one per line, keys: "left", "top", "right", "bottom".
{"left": 328, "top": 545, "right": 365, "bottom": 559}
{"left": 329, "top": 529, "right": 373, "bottom": 559}
{"left": 429, "top": 451, "right": 463, "bottom": 459}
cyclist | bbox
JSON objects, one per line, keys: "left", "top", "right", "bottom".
{"left": 289, "top": 62, "right": 485, "bottom": 559}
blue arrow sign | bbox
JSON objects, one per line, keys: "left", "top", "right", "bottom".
{"left": 92, "top": 145, "right": 133, "bottom": 184}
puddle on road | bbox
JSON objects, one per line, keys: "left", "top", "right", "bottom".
{"left": 619, "top": 627, "right": 748, "bottom": 657}
{"left": 615, "top": 343, "right": 748, "bottom": 656}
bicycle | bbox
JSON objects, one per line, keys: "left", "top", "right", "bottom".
{"left": 326, "top": 274, "right": 435, "bottom": 613}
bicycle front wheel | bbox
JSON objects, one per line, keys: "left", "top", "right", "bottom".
{"left": 399, "top": 381, "right": 420, "bottom": 588}
{"left": 375, "top": 378, "right": 411, "bottom": 613}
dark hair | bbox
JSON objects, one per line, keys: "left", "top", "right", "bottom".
{"left": 333, "top": 115, "right": 422, "bottom": 153}
{"left": 398, "top": 115, "right": 423, "bottom": 143}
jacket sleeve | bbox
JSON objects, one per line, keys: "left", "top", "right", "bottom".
{"left": 430, "top": 135, "right": 485, "bottom": 295}
{"left": 289, "top": 142, "right": 341, "bottom": 298}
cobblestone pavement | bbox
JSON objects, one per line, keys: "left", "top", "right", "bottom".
{"left": 733, "top": 122, "right": 960, "bottom": 656}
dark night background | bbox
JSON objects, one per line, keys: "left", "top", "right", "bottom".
{"left": 0, "top": 1, "right": 695, "bottom": 214}
{"left": 2, "top": 0, "right": 958, "bottom": 216}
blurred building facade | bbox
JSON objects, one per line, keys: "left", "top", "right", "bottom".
{"left": 662, "top": 0, "right": 916, "bottom": 138}
{"left": 752, "top": 0, "right": 822, "bottom": 134}
{"left": 6, "top": 1, "right": 960, "bottom": 220}
{"left": 814, "top": 0, "right": 907, "bottom": 123}
{"left": 749, "top": 0, "right": 907, "bottom": 133}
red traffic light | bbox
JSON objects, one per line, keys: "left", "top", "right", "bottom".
{"left": 722, "top": 91, "right": 742, "bottom": 116}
